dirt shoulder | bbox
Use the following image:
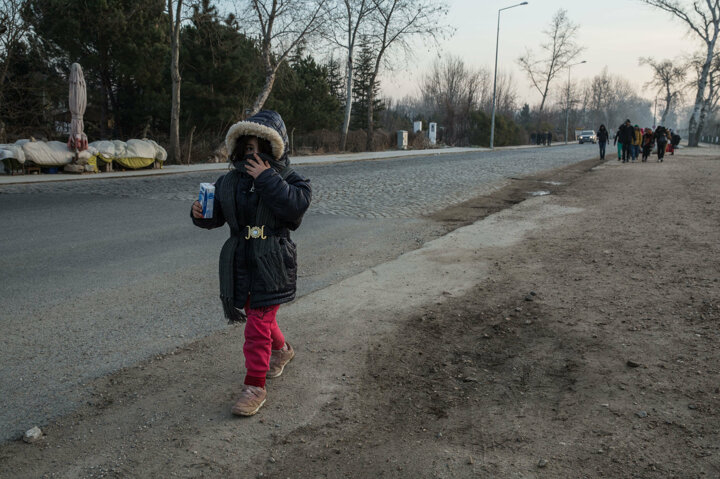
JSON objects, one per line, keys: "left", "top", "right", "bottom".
{"left": 1, "top": 151, "right": 719, "bottom": 478}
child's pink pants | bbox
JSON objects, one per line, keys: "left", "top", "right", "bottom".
{"left": 243, "top": 298, "right": 284, "bottom": 388}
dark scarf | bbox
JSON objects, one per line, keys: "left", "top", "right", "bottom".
{"left": 218, "top": 153, "right": 293, "bottom": 323}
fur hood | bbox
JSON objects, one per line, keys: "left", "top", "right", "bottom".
{"left": 225, "top": 110, "right": 290, "bottom": 162}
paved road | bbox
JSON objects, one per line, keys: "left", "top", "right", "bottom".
{"left": 0, "top": 144, "right": 598, "bottom": 441}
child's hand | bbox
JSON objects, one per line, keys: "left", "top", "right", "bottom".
{"left": 244, "top": 154, "right": 271, "bottom": 178}
{"left": 191, "top": 200, "right": 204, "bottom": 219}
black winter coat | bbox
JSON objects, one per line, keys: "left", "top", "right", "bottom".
{"left": 597, "top": 128, "right": 609, "bottom": 143}
{"left": 618, "top": 123, "right": 634, "bottom": 144}
{"left": 193, "top": 167, "right": 312, "bottom": 308}
{"left": 654, "top": 127, "right": 668, "bottom": 144}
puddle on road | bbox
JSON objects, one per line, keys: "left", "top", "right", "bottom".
{"left": 529, "top": 190, "right": 551, "bottom": 196}
{"left": 543, "top": 181, "right": 563, "bottom": 186}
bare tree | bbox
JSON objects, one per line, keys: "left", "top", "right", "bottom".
{"left": 363, "top": 0, "right": 450, "bottom": 150}
{"left": 473, "top": 68, "right": 493, "bottom": 113}
{"left": 585, "top": 67, "right": 614, "bottom": 127}
{"left": 420, "top": 55, "right": 484, "bottom": 145}
{"left": 583, "top": 69, "right": 653, "bottom": 131}
{"left": 641, "top": 0, "right": 720, "bottom": 146}
{"left": 689, "top": 52, "right": 720, "bottom": 138}
{"left": 493, "top": 71, "right": 518, "bottom": 117}
{"left": 640, "top": 57, "right": 686, "bottom": 125}
{"left": 238, "top": 0, "right": 328, "bottom": 116}
{"left": 0, "top": 0, "right": 31, "bottom": 114}
{"left": 168, "top": 0, "right": 185, "bottom": 163}
{"left": 560, "top": 75, "right": 582, "bottom": 139}
{"left": 517, "top": 9, "right": 583, "bottom": 113}
{"left": 325, "top": 0, "right": 375, "bottom": 151}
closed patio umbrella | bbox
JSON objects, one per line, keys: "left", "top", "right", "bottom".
{"left": 67, "top": 63, "right": 88, "bottom": 151}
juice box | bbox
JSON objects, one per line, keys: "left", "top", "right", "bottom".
{"left": 198, "top": 183, "right": 215, "bottom": 218}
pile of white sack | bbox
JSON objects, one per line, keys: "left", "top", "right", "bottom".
{"left": 0, "top": 138, "right": 166, "bottom": 170}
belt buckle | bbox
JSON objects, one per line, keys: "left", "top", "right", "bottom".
{"left": 245, "top": 225, "right": 267, "bottom": 239}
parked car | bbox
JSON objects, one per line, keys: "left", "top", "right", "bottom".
{"left": 578, "top": 130, "right": 597, "bottom": 144}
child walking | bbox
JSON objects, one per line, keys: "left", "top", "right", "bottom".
{"left": 191, "top": 110, "right": 312, "bottom": 416}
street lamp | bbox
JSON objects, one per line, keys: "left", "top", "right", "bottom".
{"left": 564, "top": 60, "right": 586, "bottom": 145}
{"left": 490, "top": 1, "right": 528, "bottom": 150}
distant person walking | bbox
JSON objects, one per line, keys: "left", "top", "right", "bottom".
{"left": 614, "top": 127, "right": 622, "bottom": 161}
{"left": 666, "top": 128, "right": 676, "bottom": 155}
{"left": 546, "top": 131, "right": 552, "bottom": 146}
{"left": 671, "top": 130, "right": 681, "bottom": 154}
{"left": 597, "top": 124, "right": 609, "bottom": 160}
{"left": 641, "top": 128, "right": 654, "bottom": 162}
{"left": 631, "top": 125, "right": 642, "bottom": 162}
{"left": 618, "top": 119, "right": 634, "bottom": 163}
{"left": 655, "top": 125, "right": 668, "bottom": 162}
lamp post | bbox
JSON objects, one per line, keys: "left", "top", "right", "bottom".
{"left": 564, "top": 60, "right": 586, "bottom": 144}
{"left": 653, "top": 94, "right": 666, "bottom": 128}
{"left": 652, "top": 95, "right": 658, "bottom": 128}
{"left": 490, "top": 1, "right": 528, "bottom": 149}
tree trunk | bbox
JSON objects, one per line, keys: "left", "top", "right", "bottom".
{"left": 170, "top": 55, "right": 181, "bottom": 162}
{"left": 688, "top": 38, "right": 717, "bottom": 146}
{"left": 660, "top": 90, "right": 672, "bottom": 125}
{"left": 538, "top": 85, "right": 549, "bottom": 113}
{"left": 365, "top": 75, "right": 376, "bottom": 151}
{"left": 186, "top": 125, "right": 196, "bottom": 165}
{"left": 697, "top": 101, "right": 709, "bottom": 142}
{"left": 100, "top": 80, "right": 108, "bottom": 139}
{"left": 340, "top": 53, "right": 354, "bottom": 151}
{"left": 0, "top": 49, "right": 12, "bottom": 102}
{"left": 537, "top": 62, "right": 554, "bottom": 113}
{"left": 169, "top": 0, "right": 183, "bottom": 164}
{"left": 251, "top": 68, "right": 276, "bottom": 116}
{"left": 105, "top": 75, "right": 119, "bottom": 133}
{"left": 688, "top": 111, "right": 700, "bottom": 146}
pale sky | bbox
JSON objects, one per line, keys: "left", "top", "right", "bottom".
{"left": 380, "top": 0, "right": 700, "bottom": 107}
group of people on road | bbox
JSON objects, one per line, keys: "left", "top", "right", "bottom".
{"left": 596, "top": 120, "right": 680, "bottom": 163}
{"left": 530, "top": 131, "right": 553, "bottom": 146}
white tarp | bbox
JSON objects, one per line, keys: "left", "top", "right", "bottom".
{"left": 144, "top": 139, "right": 167, "bottom": 162}
{"left": 0, "top": 143, "right": 26, "bottom": 163}
{"left": 90, "top": 140, "right": 120, "bottom": 160}
{"left": 126, "top": 139, "right": 157, "bottom": 159}
{"left": 2, "top": 139, "right": 166, "bottom": 167}
{"left": 20, "top": 141, "right": 75, "bottom": 166}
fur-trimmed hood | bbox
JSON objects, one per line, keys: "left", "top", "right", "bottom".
{"left": 225, "top": 110, "right": 290, "bottom": 162}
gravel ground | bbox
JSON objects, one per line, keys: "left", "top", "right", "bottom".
{"left": 1, "top": 149, "right": 717, "bottom": 478}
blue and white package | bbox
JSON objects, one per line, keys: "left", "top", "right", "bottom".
{"left": 198, "top": 183, "right": 215, "bottom": 218}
